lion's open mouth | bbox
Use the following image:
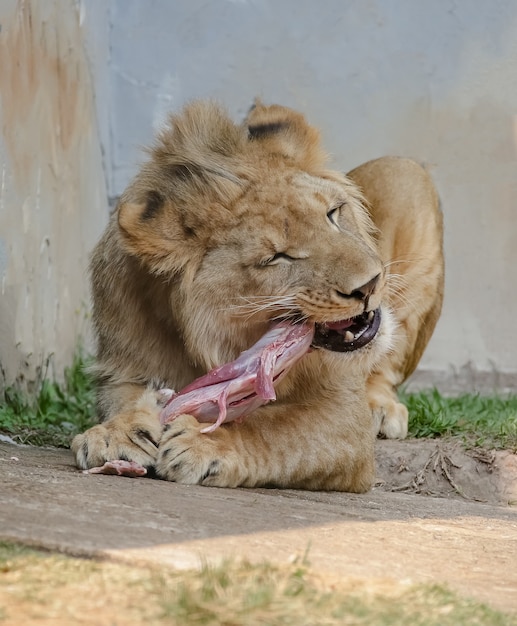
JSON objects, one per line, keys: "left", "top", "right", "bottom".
{"left": 312, "top": 308, "right": 382, "bottom": 352}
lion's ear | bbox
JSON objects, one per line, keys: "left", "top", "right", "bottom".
{"left": 117, "top": 193, "right": 194, "bottom": 275}
{"left": 245, "top": 100, "right": 327, "bottom": 170}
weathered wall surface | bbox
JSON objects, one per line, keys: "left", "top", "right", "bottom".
{"left": 0, "top": 0, "right": 107, "bottom": 388}
{"left": 1, "top": 0, "right": 516, "bottom": 392}
{"left": 102, "top": 0, "right": 517, "bottom": 391}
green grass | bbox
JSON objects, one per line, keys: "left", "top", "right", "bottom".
{"left": 0, "top": 541, "right": 514, "bottom": 625}
{"left": 403, "top": 389, "right": 517, "bottom": 451}
{"left": 0, "top": 352, "right": 96, "bottom": 447}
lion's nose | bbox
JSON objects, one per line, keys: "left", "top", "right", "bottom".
{"left": 335, "top": 273, "right": 380, "bottom": 303}
{"left": 351, "top": 273, "right": 380, "bottom": 301}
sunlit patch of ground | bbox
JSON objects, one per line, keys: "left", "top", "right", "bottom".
{"left": 0, "top": 542, "right": 514, "bottom": 626}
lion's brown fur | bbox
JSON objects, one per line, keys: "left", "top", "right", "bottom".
{"left": 348, "top": 157, "right": 444, "bottom": 438}
{"left": 72, "top": 100, "right": 443, "bottom": 491}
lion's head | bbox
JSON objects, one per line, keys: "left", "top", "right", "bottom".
{"left": 114, "top": 100, "right": 393, "bottom": 376}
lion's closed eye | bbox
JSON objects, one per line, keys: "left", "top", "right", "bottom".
{"left": 259, "top": 251, "right": 311, "bottom": 267}
{"left": 260, "top": 252, "right": 295, "bottom": 267}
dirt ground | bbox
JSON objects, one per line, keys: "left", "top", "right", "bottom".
{"left": 1, "top": 438, "right": 517, "bottom": 613}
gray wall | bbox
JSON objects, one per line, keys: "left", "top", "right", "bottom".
{"left": 100, "top": 0, "right": 517, "bottom": 391}
{"left": 1, "top": 0, "right": 516, "bottom": 391}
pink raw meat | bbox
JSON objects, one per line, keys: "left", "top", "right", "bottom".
{"left": 83, "top": 459, "right": 148, "bottom": 477}
{"left": 160, "top": 321, "right": 315, "bottom": 433}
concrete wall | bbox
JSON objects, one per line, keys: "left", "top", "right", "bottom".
{"left": 102, "top": 0, "right": 517, "bottom": 392}
{"left": 1, "top": 0, "right": 516, "bottom": 392}
{"left": 0, "top": 0, "right": 107, "bottom": 388}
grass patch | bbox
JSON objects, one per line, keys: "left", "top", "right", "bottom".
{"left": 0, "top": 541, "right": 35, "bottom": 565}
{"left": 403, "top": 389, "right": 517, "bottom": 450}
{"left": 0, "top": 352, "right": 96, "bottom": 447}
{"left": 0, "top": 541, "right": 514, "bottom": 626}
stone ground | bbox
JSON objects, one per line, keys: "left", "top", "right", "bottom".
{"left": 1, "top": 439, "right": 517, "bottom": 613}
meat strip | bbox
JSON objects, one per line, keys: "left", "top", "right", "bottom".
{"left": 83, "top": 459, "right": 148, "bottom": 477}
{"left": 160, "top": 321, "right": 314, "bottom": 432}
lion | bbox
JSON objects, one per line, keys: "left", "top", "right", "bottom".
{"left": 72, "top": 100, "right": 443, "bottom": 492}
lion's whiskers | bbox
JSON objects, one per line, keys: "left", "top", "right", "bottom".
{"left": 224, "top": 294, "right": 300, "bottom": 321}
{"left": 386, "top": 273, "right": 425, "bottom": 320}
{"left": 385, "top": 258, "right": 425, "bottom": 318}
{"left": 383, "top": 254, "right": 426, "bottom": 270}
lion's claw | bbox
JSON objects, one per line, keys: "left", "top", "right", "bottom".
{"left": 156, "top": 414, "right": 238, "bottom": 486}
{"left": 71, "top": 390, "right": 163, "bottom": 470}
{"left": 72, "top": 421, "right": 160, "bottom": 470}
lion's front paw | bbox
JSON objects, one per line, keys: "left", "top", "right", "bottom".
{"left": 372, "top": 399, "right": 409, "bottom": 439}
{"left": 156, "top": 414, "right": 241, "bottom": 487}
{"left": 72, "top": 419, "right": 161, "bottom": 470}
{"left": 71, "top": 391, "right": 163, "bottom": 470}
{"left": 367, "top": 374, "right": 409, "bottom": 440}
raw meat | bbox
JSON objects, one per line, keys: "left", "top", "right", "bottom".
{"left": 83, "top": 459, "right": 147, "bottom": 477}
{"left": 160, "top": 321, "right": 314, "bottom": 433}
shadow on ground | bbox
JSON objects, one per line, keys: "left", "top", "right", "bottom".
{"left": 1, "top": 440, "right": 517, "bottom": 612}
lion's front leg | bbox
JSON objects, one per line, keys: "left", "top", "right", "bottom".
{"left": 156, "top": 405, "right": 375, "bottom": 492}
{"left": 71, "top": 389, "right": 164, "bottom": 470}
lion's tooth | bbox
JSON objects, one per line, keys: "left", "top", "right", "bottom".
{"left": 344, "top": 330, "right": 354, "bottom": 342}
{"left": 368, "top": 311, "right": 375, "bottom": 321}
